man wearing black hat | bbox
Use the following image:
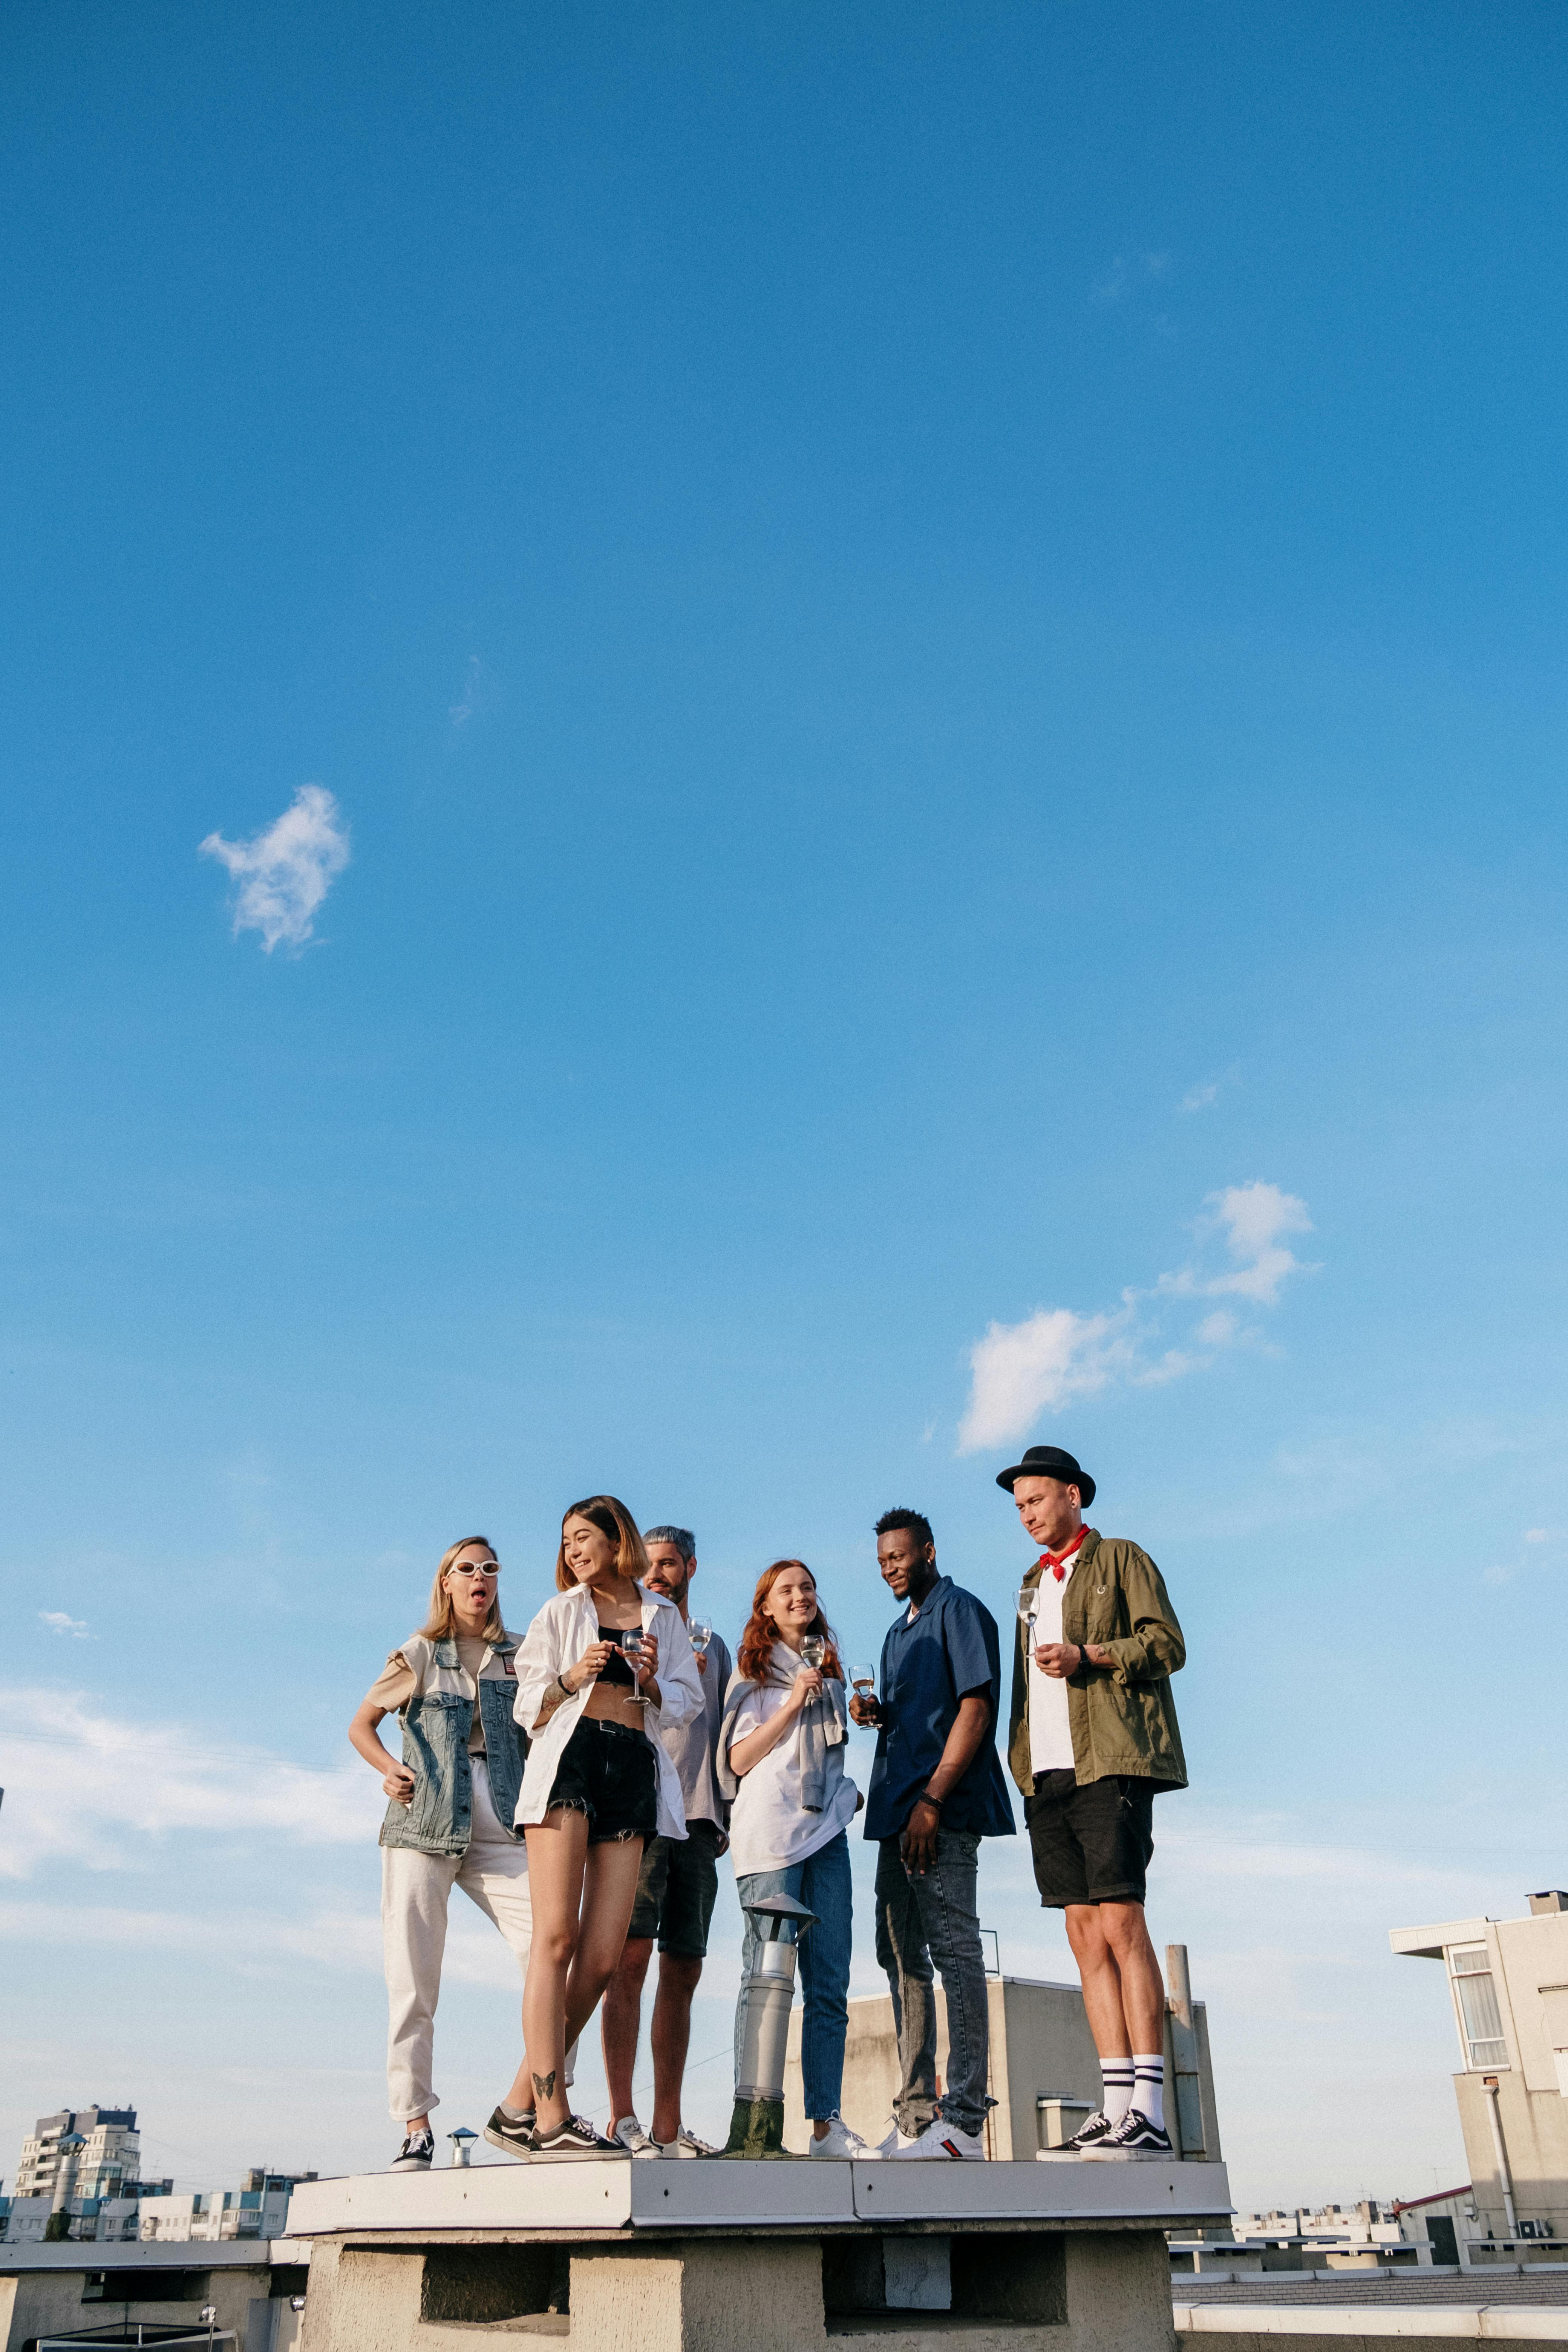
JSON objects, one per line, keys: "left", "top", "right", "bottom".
{"left": 996, "top": 1446, "right": 1187, "bottom": 2161}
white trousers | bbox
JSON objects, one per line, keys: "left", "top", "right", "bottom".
{"left": 381, "top": 1758, "right": 533, "bottom": 2124}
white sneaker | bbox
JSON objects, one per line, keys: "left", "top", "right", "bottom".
{"left": 888, "top": 2117, "right": 986, "bottom": 2160}
{"left": 870, "top": 2120, "right": 920, "bottom": 2158}
{"left": 653, "top": 2126, "right": 717, "bottom": 2158}
{"left": 609, "top": 2115, "right": 660, "bottom": 2158}
{"left": 808, "top": 2112, "right": 871, "bottom": 2158}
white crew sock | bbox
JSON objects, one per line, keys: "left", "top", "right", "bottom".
{"left": 1098, "top": 2058, "right": 1135, "bottom": 2123}
{"left": 1131, "top": 2055, "right": 1165, "bottom": 2130}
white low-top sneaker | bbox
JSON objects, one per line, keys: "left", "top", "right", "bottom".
{"left": 870, "top": 2120, "right": 920, "bottom": 2158}
{"left": 888, "top": 2118, "right": 986, "bottom": 2160}
{"left": 808, "top": 2112, "right": 871, "bottom": 2158}
{"left": 609, "top": 2115, "right": 660, "bottom": 2158}
{"left": 654, "top": 2127, "right": 717, "bottom": 2158}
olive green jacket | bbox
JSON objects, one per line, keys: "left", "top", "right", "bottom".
{"left": 1006, "top": 1529, "right": 1188, "bottom": 1795}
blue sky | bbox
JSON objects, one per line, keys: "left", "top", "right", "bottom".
{"left": 3, "top": 0, "right": 1566, "bottom": 2209}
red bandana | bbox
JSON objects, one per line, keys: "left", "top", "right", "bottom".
{"left": 1037, "top": 1525, "right": 1089, "bottom": 1583}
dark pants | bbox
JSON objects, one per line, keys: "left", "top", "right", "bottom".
{"left": 873, "top": 1829, "right": 989, "bottom": 2139}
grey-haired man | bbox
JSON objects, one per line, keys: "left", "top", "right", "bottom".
{"left": 601, "top": 1525, "right": 733, "bottom": 2156}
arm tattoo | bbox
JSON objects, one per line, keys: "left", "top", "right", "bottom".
{"left": 531, "top": 2070, "right": 556, "bottom": 2103}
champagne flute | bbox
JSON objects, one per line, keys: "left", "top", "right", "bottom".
{"left": 1015, "top": 1585, "right": 1037, "bottom": 1628}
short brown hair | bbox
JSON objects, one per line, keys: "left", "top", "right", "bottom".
{"left": 555, "top": 1495, "right": 649, "bottom": 1593}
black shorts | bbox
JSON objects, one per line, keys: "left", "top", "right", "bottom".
{"left": 548, "top": 1718, "right": 658, "bottom": 1845}
{"left": 628, "top": 1819, "right": 722, "bottom": 1957}
{"left": 1025, "top": 1770, "right": 1157, "bottom": 1907}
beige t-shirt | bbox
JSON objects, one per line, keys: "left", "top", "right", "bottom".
{"left": 366, "top": 1637, "right": 492, "bottom": 1754}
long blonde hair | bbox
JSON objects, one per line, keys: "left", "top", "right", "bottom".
{"left": 420, "top": 1536, "right": 507, "bottom": 1644}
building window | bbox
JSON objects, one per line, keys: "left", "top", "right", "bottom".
{"left": 1450, "top": 1945, "right": 1508, "bottom": 2068}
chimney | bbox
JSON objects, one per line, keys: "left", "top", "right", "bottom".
{"left": 1527, "top": 1891, "right": 1568, "bottom": 1916}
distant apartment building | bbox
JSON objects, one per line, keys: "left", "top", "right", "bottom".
{"left": 139, "top": 2174, "right": 317, "bottom": 2243}
{"left": 1391, "top": 1887, "right": 1568, "bottom": 2256}
{"left": 15, "top": 2107, "right": 142, "bottom": 2206}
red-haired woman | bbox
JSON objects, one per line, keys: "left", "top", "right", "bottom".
{"left": 492, "top": 1495, "right": 701, "bottom": 2161}
{"left": 717, "top": 1558, "right": 866, "bottom": 2157}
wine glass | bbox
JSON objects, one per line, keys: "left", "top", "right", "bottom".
{"left": 799, "top": 1634, "right": 826, "bottom": 1671}
{"left": 622, "top": 1626, "right": 651, "bottom": 1703}
{"left": 688, "top": 1620, "right": 712, "bottom": 1655}
{"left": 1015, "top": 1585, "right": 1038, "bottom": 1629}
{"left": 850, "top": 1661, "right": 876, "bottom": 1700}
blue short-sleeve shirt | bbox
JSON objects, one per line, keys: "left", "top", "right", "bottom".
{"left": 862, "top": 1576, "right": 1017, "bottom": 1842}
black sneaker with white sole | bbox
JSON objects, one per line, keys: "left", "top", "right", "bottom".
{"left": 390, "top": 2128, "right": 434, "bottom": 2172}
{"left": 1082, "top": 2108, "right": 1174, "bottom": 2161}
{"left": 483, "top": 2105, "right": 537, "bottom": 2162}
{"left": 1037, "top": 2108, "right": 1117, "bottom": 2159}
{"left": 531, "top": 2113, "right": 619, "bottom": 2160}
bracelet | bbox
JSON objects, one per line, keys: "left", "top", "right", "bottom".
{"left": 557, "top": 1671, "right": 574, "bottom": 1700}
{"left": 919, "top": 1790, "right": 944, "bottom": 1812}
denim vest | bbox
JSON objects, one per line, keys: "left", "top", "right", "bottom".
{"left": 379, "top": 1637, "right": 530, "bottom": 1857}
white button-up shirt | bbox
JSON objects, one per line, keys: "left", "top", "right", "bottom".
{"left": 512, "top": 1583, "right": 703, "bottom": 1841}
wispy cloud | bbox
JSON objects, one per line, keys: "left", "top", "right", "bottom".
{"left": 449, "top": 655, "right": 499, "bottom": 730}
{"left": 0, "top": 1900, "right": 518, "bottom": 1989}
{"left": 199, "top": 784, "right": 350, "bottom": 953}
{"left": 1093, "top": 250, "right": 1171, "bottom": 306}
{"left": 1181, "top": 1080, "right": 1220, "bottom": 1113}
{"left": 0, "top": 1687, "right": 381, "bottom": 1878}
{"left": 957, "top": 1181, "right": 1315, "bottom": 1452}
{"left": 39, "top": 1611, "right": 89, "bottom": 1639}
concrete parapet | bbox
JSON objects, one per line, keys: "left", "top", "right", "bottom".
{"left": 287, "top": 2156, "right": 1216, "bottom": 2352}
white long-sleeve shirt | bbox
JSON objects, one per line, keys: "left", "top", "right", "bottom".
{"left": 512, "top": 1583, "right": 702, "bottom": 1841}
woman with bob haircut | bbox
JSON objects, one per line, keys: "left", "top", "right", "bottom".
{"left": 349, "top": 1536, "right": 533, "bottom": 2174}
{"left": 716, "top": 1557, "right": 867, "bottom": 2158}
{"left": 488, "top": 1494, "right": 702, "bottom": 2161}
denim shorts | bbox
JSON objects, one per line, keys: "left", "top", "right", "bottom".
{"left": 548, "top": 1717, "right": 658, "bottom": 1845}
{"left": 628, "top": 1819, "right": 722, "bottom": 1957}
{"left": 1025, "top": 1769, "right": 1156, "bottom": 1906}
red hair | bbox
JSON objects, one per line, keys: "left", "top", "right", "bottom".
{"left": 737, "top": 1559, "right": 843, "bottom": 1685}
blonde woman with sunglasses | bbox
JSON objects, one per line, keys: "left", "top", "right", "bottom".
{"left": 349, "top": 1535, "right": 540, "bottom": 2173}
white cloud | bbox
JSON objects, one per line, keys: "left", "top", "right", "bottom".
{"left": 1524, "top": 1528, "right": 1551, "bottom": 1544}
{"left": 0, "top": 1899, "right": 518, "bottom": 1989}
{"left": 39, "top": 1611, "right": 89, "bottom": 1639}
{"left": 1180, "top": 1081, "right": 1220, "bottom": 1113}
{"left": 199, "top": 784, "right": 350, "bottom": 953}
{"left": 957, "top": 1182, "right": 1315, "bottom": 1452}
{"left": 0, "top": 1687, "right": 381, "bottom": 1878}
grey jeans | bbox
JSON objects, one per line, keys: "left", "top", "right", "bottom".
{"left": 873, "top": 1828, "right": 989, "bottom": 2138}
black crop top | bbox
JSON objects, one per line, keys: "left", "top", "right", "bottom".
{"left": 595, "top": 1623, "right": 637, "bottom": 1687}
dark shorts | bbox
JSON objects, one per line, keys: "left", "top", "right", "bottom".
{"left": 548, "top": 1718, "right": 658, "bottom": 1845}
{"left": 628, "top": 1818, "right": 723, "bottom": 1957}
{"left": 1025, "top": 1770, "right": 1157, "bottom": 1907}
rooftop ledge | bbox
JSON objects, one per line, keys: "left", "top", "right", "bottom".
{"left": 284, "top": 2155, "right": 1233, "bottom": 2240}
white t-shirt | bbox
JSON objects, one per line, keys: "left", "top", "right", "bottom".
{"left": 1027, "top": 1571, "right": 1076, "bottom": 1776}
{"left": 726, "top": 1680, "right": 860, "bottom": 1877}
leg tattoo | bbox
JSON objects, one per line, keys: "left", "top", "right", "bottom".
{"left": 531, "top": 2070, "right": 557, "bottom": 2102}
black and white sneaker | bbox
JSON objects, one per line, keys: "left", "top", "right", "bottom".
{"left": 531, "top": 2113, "right": 619, "bottom": 2161}
{"left": 390, "top": 2127, "right": 434, "bottom": 2172}
{"left": 483, "top": 2105, "right": 537, "bottom": 2162}
{"left": 1036, "top": 2108, "right": 1117, "bottom": 2160}
{"left": 1082, "top": 2109, "right": 1174, "bottom": 2162}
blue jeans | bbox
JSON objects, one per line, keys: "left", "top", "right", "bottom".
{"left": 734, "top": 1831, "right": 853, "bottom": 2121}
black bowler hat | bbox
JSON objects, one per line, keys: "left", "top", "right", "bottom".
{"left": 995, "top": 1445, "right": 1096, "bottom": 1508}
